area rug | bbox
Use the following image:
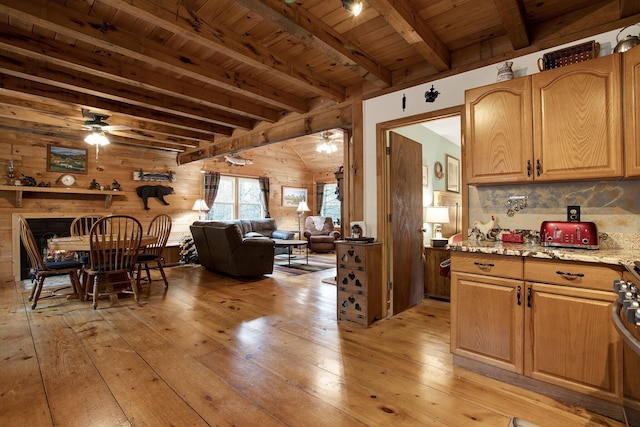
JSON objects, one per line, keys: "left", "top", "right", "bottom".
{"left": 273, "top": 254, "right": 336, "bottom": 276}
{"left": 23, "top": 275, "right": 72, "bottom": 291}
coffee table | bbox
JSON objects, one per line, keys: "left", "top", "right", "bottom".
{"left": 272, "top": 239, "right": 308, "bottom": 267}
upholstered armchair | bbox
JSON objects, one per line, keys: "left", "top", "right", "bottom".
{"left": 303, "top": 216, "right": 341, "bottom": 252}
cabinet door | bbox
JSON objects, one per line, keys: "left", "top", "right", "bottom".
{"left": 451, "top": 272, "right": 524, "bottom": 373}
{"left": 532, "top": 54, "right": 623, "bottom": 181}
{"left": 465, "top": 77, "right": 533, "bottom": 184}
{"left": 424, "top": 247, "right": 450, "bottom": 300}
{"left": 524, "top": 282, "right": 622, "bottom": 401}
{"left": 625, "top": 45, "right": 640, "bottom": 176}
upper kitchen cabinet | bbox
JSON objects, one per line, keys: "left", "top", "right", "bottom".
{"left": 466, "top": 54, "right": 624, "bottom": 185}
{"left": 624, "top": 45, "right": 640, "bottom": 177}
{"left": 465, "top": 77, "right": 533, "bottom": 184}
{"left": 532, "top": 54, "right": 623, "bottom": 181}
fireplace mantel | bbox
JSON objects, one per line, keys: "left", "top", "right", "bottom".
{"left": 0, "top": 185, "right": 124, "bottom": 208}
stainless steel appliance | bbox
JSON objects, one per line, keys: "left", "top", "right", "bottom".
{"left": 614, "top": 264, "right": 640, "bottom": 357}
{"left": 540, "top": 221, "right": 599, "bottom": 249}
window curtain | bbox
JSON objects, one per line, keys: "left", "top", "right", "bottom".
{"left": 203, "top": 172, "right": 221, "bottom": 215}
{"left": 259, "top": 176, "right": 270, "bottom": 218}
{"left": 315, "top": 182, "right": 325, "bottom": 215}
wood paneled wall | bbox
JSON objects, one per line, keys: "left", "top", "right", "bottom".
{"left": 0, "top": 137, "right": 327, "bottom": 282}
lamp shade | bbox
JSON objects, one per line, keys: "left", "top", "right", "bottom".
{"left": 297, "top": 201, "right": 310, "bottom": 213}
{"left": 425, "top": 206, "right": 450, "bottom": 224}
{"left": 191, "top": 199, "right": 210, "bottom": 211}
{"left": 84, "top": 130, "right": 110, "bottom": 146}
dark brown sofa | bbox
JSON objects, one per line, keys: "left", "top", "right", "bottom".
{"left": 193, "top": 219, "right": 294, "bottom": 255}
{"left": 190, "top": 222, "right": 275, "bottom": 277}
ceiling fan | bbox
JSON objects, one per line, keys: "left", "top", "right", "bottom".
{"left": 81, "top": 109, "right": 130, "bottom": 158}
{"left": 315, "top": 131, "right": 340, "bottom": 154}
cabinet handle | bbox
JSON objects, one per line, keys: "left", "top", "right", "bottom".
{"left": 536, "top": 159, "right": 541, "bottom": 176}
{"left": 473, "top": 261, "right": 495, "bottom": 268}
{"left": 517, "top": 285, "right": 522, "bottom": 306}
{"left": 555, "top": 270, "right": 585, "bottom": 279}
{"left": 526, "top": 160, "right": 531, "bottom": 177}
{"left": 527, "top": 287, "right": 532, "bottom": 308}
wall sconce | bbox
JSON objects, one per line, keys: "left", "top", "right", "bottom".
{"left": 192, "top": 199, "right": 210, "bottom": 221}
{"left": 425, "top": 206, "right": 450, "bottom": 247}
{"left": 341, "top": 0, "right": 363, "bottom": 16}
{"left": 424, "top": 85, "right": 440, "bottom": 103}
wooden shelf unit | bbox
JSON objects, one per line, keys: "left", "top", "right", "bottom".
{"left": 0, "top": 185, "right": 124, "bottom": 208}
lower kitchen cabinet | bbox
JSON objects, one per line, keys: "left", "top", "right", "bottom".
{"left": 451, "top": 252, "right": 625, "bottom": 406}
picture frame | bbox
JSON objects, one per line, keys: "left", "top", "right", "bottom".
{"left": 47, "top": 145, "right": 88, "bottom": 173}
{"left": 446, "top": 154, "right": 460, "bottom": 193}
{"left": 282, "top": 186, "right": 307, "bottom": 207}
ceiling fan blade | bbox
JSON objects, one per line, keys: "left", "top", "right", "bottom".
{"left": 102, "top": 125, "right": 131, "bottom": 132}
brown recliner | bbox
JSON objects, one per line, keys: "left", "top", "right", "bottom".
{"left": 303, "top": 216, "right": 341, "bottom": 253}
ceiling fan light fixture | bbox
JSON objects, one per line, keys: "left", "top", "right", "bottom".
{"left": 341, "top": 0, "right": 363, "bottom": 16}
{"left": 84, "top": 129, "right": 110, "bottom": 146}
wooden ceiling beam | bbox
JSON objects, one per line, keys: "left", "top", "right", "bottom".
{"left": 493, "top": 0, "right": 530, "bottom": 49}
{"left": 619, "top": 0, "right": 640, "bottom": 17}
{"left": 0, "top": 50, "right": 255, "bottom": 131}
{"left": 99, "top": 0, "right": 346, "bottom": 103}
{"left": 233, "top": 0, "right": 392, "bottom": 89}
{"left": 0, "top": 74, "right": 230, "bottom": 136}
{"left": 0, "top": 24, "right": 282, "bottom": 123}
{"left": 178, "top": 103, "right": 353, "bottom": 164}
{"left": 366, "top": 0, "right": 451, "bottom": 71}
{"left": 0, "top": 0, "right": 309, "bottom": 113}
{"left": 0, "top": 120, "right": 184, "bottom": 152}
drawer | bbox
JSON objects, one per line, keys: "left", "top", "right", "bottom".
{"left": 451, "top": 252, "right": 523, "bottom": 279}
{"left": 337, "top": 290, "right": 368, "bottom": 324}
{"left": 337, "top": 244, "right": 367, "bottom": 270}
{"left": 524, "top": 258, "right": 622, "bottom": 291}
{"left": 337, "top": 268, "right": 367, "bottom": 295}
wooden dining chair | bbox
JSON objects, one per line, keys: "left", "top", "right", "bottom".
{"left": 70, "top": 215, "right": 103, "bottom": 236}
{"left": 84, "top": 215, "right": 143, "bottom": 309}
{"left": 18, "top": 216, "right": 83, "bottom": 309}
{"left": 136, "top": 214, "right": 172, "bottom": 289}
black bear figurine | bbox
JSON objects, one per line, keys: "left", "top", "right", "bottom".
{"left": 136, "top": 185, "right": 174, "bottom": 210}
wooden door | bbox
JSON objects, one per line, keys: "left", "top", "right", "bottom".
{"left": 532, "top": 54, "right": 623, "bottom": 181}
{"left": 465, "top": 77, "right": 533, "bottom": 184}
{"left": 451, "top": 272, "right": 524, "bottom": 373}
{"left": 524, "top": 282, "right": 622, "bottom": 401}
{"left": 389, "top": 132, "right": 424, "bottom": 314}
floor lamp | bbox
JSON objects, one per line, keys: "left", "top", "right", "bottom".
{"left": 297, "top": 201, "right": 310, "bottom": 239}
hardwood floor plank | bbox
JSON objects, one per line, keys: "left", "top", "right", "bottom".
{"left": 0, "top": 283, "right": 51, "bottom": 426}
{"left": 1, "top": 265, "right": 626, "bottom": 427}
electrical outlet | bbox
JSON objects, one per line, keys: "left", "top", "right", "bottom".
{"left": 567, "top": 205, "right": 580, "bottom": 222}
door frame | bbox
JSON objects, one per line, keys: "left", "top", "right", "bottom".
{"left": 375, "top": 105, "right": 467, "bottom": 318}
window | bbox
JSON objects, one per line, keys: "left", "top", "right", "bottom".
{"left": 321, "top": 183, "right": 341, "bottom": 223}
{"left": 209, "top": 176, "right": 263, "bottom": 220}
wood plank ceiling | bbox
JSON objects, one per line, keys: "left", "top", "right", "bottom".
{"left": 0, "top": 0, "right": 638, "bottom": 165}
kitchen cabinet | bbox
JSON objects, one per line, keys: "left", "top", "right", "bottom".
{"left": 336, "top": 241, "right": 382, "bottom": 327}
{"left": 465, "top": 54, "right": 623, "bottom": 184}
{"left": 424, "top": 246, "right": 450, "bottom": 300}
{"left": 624, "top": 45, "right": 640, "bottom": 177}
{"left": 450, "top": 252, "right": 524, "bottom": 373}
{"left": 451, "top": 252, "right": 623, "bottom": 402}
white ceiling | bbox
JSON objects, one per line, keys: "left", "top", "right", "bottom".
{"left": 421, "top": 116, "right": 461, "bottom": 146}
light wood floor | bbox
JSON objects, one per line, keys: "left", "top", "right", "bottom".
{"left": 1, "top": 264, "right": 625, "bottom": 426}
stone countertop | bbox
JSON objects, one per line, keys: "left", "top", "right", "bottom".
{"left": 447, "top": 241, "right": 639, "bottom": 268}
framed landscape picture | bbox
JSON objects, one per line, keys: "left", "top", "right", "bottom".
{"left": 282, "top": 186, "right": 307, "bottom": 207}
{"left": 446, "top": 154, "right": 460, "bottom": 193}
{"left": 47, "top": 145, "right": 88, "bottom": 173}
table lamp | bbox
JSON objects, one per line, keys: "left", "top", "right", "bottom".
{"left": 297, "top": 201, "right": 310, "bottom": 238}
{"left": 425, "top": 206, "right": 450, "bottom": 247}
{"left": 192, "top": 198, "right": 210, "bottom": 221}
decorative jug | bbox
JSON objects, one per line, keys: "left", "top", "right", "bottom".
{"left": 496, "top": 61, "right": 514, "bottom": 82}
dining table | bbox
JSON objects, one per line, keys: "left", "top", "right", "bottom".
{"left": 47, "top": 234, "right": 158, "bottom": 252}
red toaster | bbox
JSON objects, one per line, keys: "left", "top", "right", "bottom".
{"left": 540, "top": 221, "right": 598, "bottom": 249}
